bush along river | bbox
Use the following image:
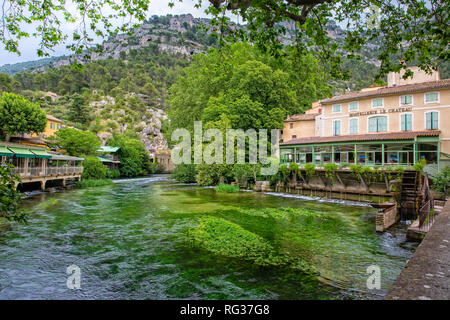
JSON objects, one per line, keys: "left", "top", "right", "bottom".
{"left": 0, "top": 175, "right": 417, "bottom": 300}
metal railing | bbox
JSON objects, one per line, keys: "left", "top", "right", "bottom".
{"left": 13, "top": 166, "right": 83, "bottom": 178}
{"left": 418, "top": 173, "right": 434, "bottom": 228}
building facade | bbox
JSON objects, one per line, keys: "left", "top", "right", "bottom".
{"left": 280, "top": 68, "right": 450, "bottom": 174}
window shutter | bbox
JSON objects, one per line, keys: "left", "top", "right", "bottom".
{"left": 432, "top": 112, "right": 438, "bottom": 129}
{"left": 369, "top": 118, "right": 376, "bottom": 132}
{"left": 407, "top": 114, "right": 412, "bottom": 131}
{"left": 379, "top": 117, "right": 387, "bottom": 132}
{"left": 426, "top": 112, "right": 431, "bottom": 129}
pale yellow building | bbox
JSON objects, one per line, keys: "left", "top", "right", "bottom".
{"left": 39, "top": 114, "right": 63, "bottom": 139}
{"left": 281, "top": 67, "right": 450, "bottom": 173}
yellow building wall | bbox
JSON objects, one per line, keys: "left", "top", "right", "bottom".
{"left": 283, "top": 120, "right": 316, "bottom": 141}
{"left": 42, "top": 120, "right": 62, "bottom": 138}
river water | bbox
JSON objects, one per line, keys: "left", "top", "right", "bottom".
{"left": 0, "top": 175, "right": 417, "bottom": 299}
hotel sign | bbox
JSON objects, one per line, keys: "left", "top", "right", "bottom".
{"left": 350, "top": 107, "right": 412, "bottom": 117}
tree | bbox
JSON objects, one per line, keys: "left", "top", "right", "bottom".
{"left": 0, "top": 73, "right": 19, "bottom": 93}
{"left": 168, "top": 42, "right": 327, "bottom": 136}
{"left": 0, "top": 92, "right": 47, "bottom": 139}
{"left": 107, "top": 133, "right": 152, "bottom": 177}
{"left": 1, "top": 1, "right": 447, "bottom": 79}
{"left": 67, "top": 94, "right": 92, "bottom": 125}
{"left": 0, "top": 164, "right": 26, "bottom": 222}
{"left": 81, "top": 156, "right": 107, "bottom": 180}
{"left": 54, "top": 128, "right": 101, "bottom": 156}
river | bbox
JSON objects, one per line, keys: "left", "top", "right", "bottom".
{"left": 0, "top": 175, "right": 417, "bottom": 299}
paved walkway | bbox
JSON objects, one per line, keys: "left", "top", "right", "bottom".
{"left": 385, "top": 199, "right": 450, "bottom": 300}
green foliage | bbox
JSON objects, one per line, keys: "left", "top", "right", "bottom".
{"left": 67, "top": 94, "right": 92, "bottom": 125}
{"left": 0, "top": 92, "right": 47, "bottom": 137}
{"left": 215, "top": 184, "right": 240, "bottom": 193}
{"left": 0, "top": 164, "right": 26, "bottom": 222}
{"left": 55, "top": 128, "right": 101, "bottom": 156}
{"left": 171, "top": 164, "right": 197, "bottom": 183}
{"left": 304, "top": 163, "right": 316, "bottom": 178}
{"left": 413, "top": 161, "right": 425, "bottom": 172}
{"left": 433, "top": 166, "right": 450, "bottom": 195}
{"left": 232, "top": 164, "right": 254, "bottom": 186}
{"left": 0, "top": 73, "right": 20, "bottom": 93}
{"left": 350, "top": 164, "right": 364, "bottom": 180}
{"left": 106, "top": 169, "right": 121, "bottom": 179}
{"left": 168, "top": 42, "right": 329, "bottom": 139}
{"left": 81, "top": 156, "right": 107, "bottom": 180}
{"left": 323, "top": 163, "right": 338, "bottom": 182}
{"left": 77, "top": 179, "right": 113, "bottom": 188}
{"left": 107, "top": 134, "right": 152, "bottom": 177}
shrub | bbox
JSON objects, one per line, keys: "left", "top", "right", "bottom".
{"left": 81, "top": 156, "right": 107, "bottom": 180}
{"left": 216, "top": 184, "right": 240, "bottom": 193}
{"left": 433, "top": 166, "right": 450, "bottom": 195}
{"left": 304, "top": 163, "right": 316, "bottom": 178}
{"left": 413, "top": 162, "right": 425, "bottom": 172}
{"left": 0, "top": 164, "right": 26, "bottom": 222}
{"left": 350, "top": 164, "right": 364, "bottom": 179}
{"left": 172, "top": 164, "right": 196, "bottom": 183}
{"left": 323, "top": 163, "right": 338, "bottom": 182}
{"left": 106, "top": 169, "right": 121, "bottom": 179}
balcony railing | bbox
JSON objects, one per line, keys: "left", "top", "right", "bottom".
{"left": 13, "top": 166, "right": 83, "bottom": 178}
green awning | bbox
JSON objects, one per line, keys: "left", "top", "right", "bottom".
{"left": 0, "top": 146, "right": 13, "bottom": 157}
{"left": 97, "top": 156, "right": 113, "bottom": 163}
{"left": 30, "top": 149, "right": 52, "bottom": 159}
{"left": 8, "top": 147, "right": 36, "bottom": 158}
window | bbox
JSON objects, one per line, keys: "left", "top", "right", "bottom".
{"left": 400, "top": 95, "right": 412, "bottom": 105}
{"left": 426, "top": 111, "right": 439, "bottom": 130}
{"left": 332, "top": 104, "right": 341, "bottom": 113}
{"left": 425, "top": 92, "right": 439, "bottom": 103}
{"left": 292, "top": 135, "right": 297, "bottom": 139}
{"left": 57, "top": 124, "right": 61, "bottom": 129}
{"left": 400, "top": 114, "right": 412, "bottom": 131}
{"left": 368, "top": 116, "right": 388, "bottom": 132}
{"left": 333, "top": 120, "right": 341, "bottom": 135}
{"left": 289, "top": 123, "right": 293, "bottom": 129}
{"left": 348, "top": 101, "right": 358, "bottom": 111}
{"left": 50, "top": 123, "right": 55, "bottom": 129}
{"left": 349, "top": 118, "right": 358, "bottom": 134}
{"left": 372, "top": 98, "right": 383, "bottom": 108}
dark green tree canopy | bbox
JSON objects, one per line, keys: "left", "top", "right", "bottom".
{"left": 54, "top": 128, "right": 101, "bottom": 156}
{"left": 168, "top": 42, "right": 330, "bottom": 135}
{"left": 0, "top": 92, "right": 47, "bottom": 137}
{"left": 1, "top": 1, "right": 447, "bottom": 78}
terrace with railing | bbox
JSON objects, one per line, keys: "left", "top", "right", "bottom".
{"left": 13, "top": 166, "right": 83, "bottom": 178}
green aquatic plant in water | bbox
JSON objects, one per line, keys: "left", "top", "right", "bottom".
{"left": 187, "top": 215, "right": 318, "bottom": 274}
{"left": 186, "top": 206, "right": 381, "bottom": 286}
{"left": 215, "top": 184, "right": 240, "bottom": 193}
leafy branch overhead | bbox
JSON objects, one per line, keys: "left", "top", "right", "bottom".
{"left": 1, "top": 0, "right": 448, "bottom": 78}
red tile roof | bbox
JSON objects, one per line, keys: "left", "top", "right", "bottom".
{"left": 280, "top": 130, "right": 441, "bottom": 146}
{"left": 321, "top": 79, "right": 450, "bottom": 104}
{"left": 285, "top": 113, "right": 319, "bottom": 122}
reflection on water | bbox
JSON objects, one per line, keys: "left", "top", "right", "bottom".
{"left": 0, "top": 175, "right": 416, "bottom": 299}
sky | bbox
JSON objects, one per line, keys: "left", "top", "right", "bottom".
{"left": 0, "top": 0, "right": 211, "bottom": 66}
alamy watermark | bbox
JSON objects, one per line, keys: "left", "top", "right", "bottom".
{"left": 171, "top": 121, "right": 280, "bottom": 175}
{"left": 66, "top": 265, "right": 81, "bottom": 290}
{"left": 366, "top": 265, "right": 381, "bottom": 290}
